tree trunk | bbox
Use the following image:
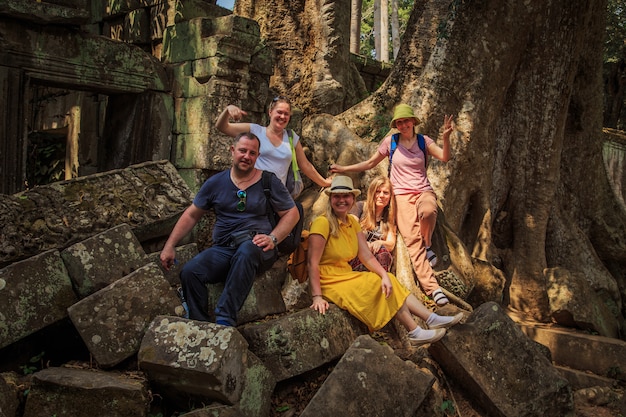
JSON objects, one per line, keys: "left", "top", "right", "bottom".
{"left": 379, "top": 0, "right": 389, "bottom": 62}
{"left": 604, "top": 59, "right": 626, "bottom": 129}
{"left": 373, "top": 0, "right": 381, "bottom": 60}
{"left": 350, "top": 0, "right": 362, "bottom": 55}
{"left": 390, "top": 0, "right": 400, "bottom": 59}
{"left": 234, "top": 0, "right": 367, "bottom": 115}
{"left": 333, "top": 0, "right": 626, "bottom": 323}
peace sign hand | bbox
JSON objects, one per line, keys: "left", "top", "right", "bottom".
{"left": 443, "top": 114, "right": 455, "bottom": 136}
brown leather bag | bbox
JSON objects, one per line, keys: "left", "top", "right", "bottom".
{"left": 287, "top": 230, "right": 309, "bottom": 283}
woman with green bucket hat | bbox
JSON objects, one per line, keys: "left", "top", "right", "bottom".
{"left": 331, "top": 104, "right": 454, "bottom": 306}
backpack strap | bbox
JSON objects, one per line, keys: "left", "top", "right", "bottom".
{"left": 417, "top": 133, "right": 428, "bottom": 169}
{"left": 287, "top": 129, "right": 301, "bottom": 181}
{"left": 388, "top": 133, "right": 399, "bottom": 177}
{"left": 388, "top": 133, "right": 428, "bottom": 176}
{"left": 262, "top": 171, "right": 277, "bottom": 228}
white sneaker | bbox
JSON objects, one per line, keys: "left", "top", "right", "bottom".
{"left": 408, "top": 328, "right": 446, "bottom": 346}
{"left": 428, "top": 313, "right": 464, "bottom": 329}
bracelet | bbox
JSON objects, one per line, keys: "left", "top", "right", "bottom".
{"left": 312, "top": 294, "right": 323, "bottom": 298}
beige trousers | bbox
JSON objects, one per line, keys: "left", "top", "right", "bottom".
{"left": 395, "top": 191, "right": 440, "bottom": 295}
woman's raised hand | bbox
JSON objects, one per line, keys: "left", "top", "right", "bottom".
{"left": 329, "top": 163, "right": 345, "bottom": 174}
{"left": 443, "top": 114, "right": 455, "bottom": 136}
{"left": 226, "top": 105, "right": 248, "bottom": 122}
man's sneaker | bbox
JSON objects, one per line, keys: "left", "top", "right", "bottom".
{"left": 426, "top": 247, "right": 438, "bottom": 267}
{"left": 408, "top": 328, "right": 446, "bottom": 346}
{"left": 428, "top": 312, "right": 464, "bottom": 329}
{"left": 176, "top": 287, "right": 189, "bottom": 319}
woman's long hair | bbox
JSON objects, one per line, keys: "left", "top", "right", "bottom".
{"left": 360, "top": 176, "right": 396, "bottom": 236}
{"left": 320, "top": 192, "right": 358, "bottom": 237}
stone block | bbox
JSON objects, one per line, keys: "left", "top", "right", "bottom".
{"left": 170, "top": 62, "right": 249, "bottom": 99}
{"left": 0, "top": 160, "right": 192, "bottom": 266}
{"left": 61, "top": 223, "right": 148, "bottom": 299}
{"left": 162, "top": 16, "right": 260, "bottom": 64}
{"left": 23, "top": 367, "right": 149, "bottom": 417}
{"left": 173, "top": 133, "right": 233, "bottom": 171}
{"left": 192, "top": 56, "right": 251, "bottom": 84}
{"left": 555, "top": 365, "right": 619, "bottom": 391}
{"left": 429, "top": 302, "right": 574, "bottom": 417}
{"left": 207, "top": 257, "right": 289, "bottom": 326}
{"left": 517, "top": 323, "right": 626, "bottom": 379}
{"left": 173, "top": 81, "right": 247, "bottom": 131}
{"left": 0, "top": 372, "right": 20, "bottom": 417}
{"left": 181, "top": 405, "right": 246, "bottom": 416}
{"left": 239, "top": 304, "right": 368, "bottom": 381}
{"left": 138, "top": 315, "right": 275, "bottom": 417}
{"left": 67, "top": 262, "right": 181, "bottom": 367}
{"left": 176, "top": 168, "right": 210, "bottom": 194}
{"left": 546, "top": 267, "right": 620, "bottom": 338}
{"left": 150, "top": 0, "right": 231, "bottom": 41}
{"left": 281, "top": 274, "right": 313, "bottom": 312}
{"left": 170, "top": 62, "right": 251, "bottom": 99}
{"left": 249, "top": 45, "right": 274, "bottom": 77}
{"left": 173, "top": 95, "right": 215, "bottom": 134}
{"left": 300, "top": 335, "right": 433, "bottom": 417}
{"left": 0, "top": 0, "right": 90, "bottom": 25}
{"left": 147, "top": 243, "right": 198, "bottom": 286}
{"left": 0, "top": 250, "right": 77, "bottom": 349}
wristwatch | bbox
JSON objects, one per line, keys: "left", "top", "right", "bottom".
{"left": 268, "top": 234, "right": 278, "bottom": 245}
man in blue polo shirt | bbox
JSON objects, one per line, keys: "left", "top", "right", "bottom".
{"left": 160, "top": 132, "right": 299, "bottom": 326}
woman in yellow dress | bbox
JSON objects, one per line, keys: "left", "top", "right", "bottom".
{"left": 307, "top": 176, "right": 462, "bottom": 345}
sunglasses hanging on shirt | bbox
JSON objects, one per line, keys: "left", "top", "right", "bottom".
{"left": 236, "top": 190, "right": 246, "bottom": 211}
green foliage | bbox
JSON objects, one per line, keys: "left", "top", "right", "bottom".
{"left": 437, "top": 0, "right": 461, "bottom": 40}
{"left": 360, "top": 0, "right": 414, "bottom": 61}
{"left": 20, "top": 351, "right": 45, "bottom": 375}
{"left": 275, "top": 405, "right": 291, "bottom": 412}
{"left": 441, "top": 399, "right": 456, "bottom": 415}
{"left": 607, "top": 365, "right": 624, "bottom": 380}
{"left": 373, "top": 111, "right": 392, "bottom": 141}
{"left": 605, "top": 0, "right": 626, "bottom": 63}
{"left": 26, "top": 134, "right": 65, "bottom": 188}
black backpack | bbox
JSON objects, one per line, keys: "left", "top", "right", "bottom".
{"left": 262, "top": 171, "right": 304, "bottom": 255}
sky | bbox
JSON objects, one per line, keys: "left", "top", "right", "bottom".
{"left": 216, "top": 0, "right": 234, "bottom": 10}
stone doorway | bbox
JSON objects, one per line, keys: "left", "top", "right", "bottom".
{"left": 26, "top": 85, "right": 107, "bottom": 188}
{"left": 0, "top": 16, "right": 170, "bottom": 195}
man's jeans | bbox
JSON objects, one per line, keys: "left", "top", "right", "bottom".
{"left": 180, "top": 240, "right": 277, "bottom": 326}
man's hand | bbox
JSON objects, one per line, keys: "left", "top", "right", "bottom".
{"left": 160, "top": 246, "right": 177, "bottom": 271}
{"left": 253, "top": 233, "right": 276, "bottom": 252}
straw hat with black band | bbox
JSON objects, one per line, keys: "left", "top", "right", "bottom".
{"left": 324, "top": 176, "right": 361, "bottom": 197}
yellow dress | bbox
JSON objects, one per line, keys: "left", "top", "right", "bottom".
{"left": 310, "top": 215, "right": 410, "bottom": 331}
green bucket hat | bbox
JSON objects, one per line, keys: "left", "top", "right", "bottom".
{"left": 390, "top": 104, "right": 420, "bottom": 128}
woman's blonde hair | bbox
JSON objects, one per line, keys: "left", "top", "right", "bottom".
{"left": 360, "top": 176, "right": 396, "bottom": 236}
{"left": 269, "top": 95, "right": 291, "bottom": 111}
{"left": 321, "top": 194, "right": 356, "bottom": 237}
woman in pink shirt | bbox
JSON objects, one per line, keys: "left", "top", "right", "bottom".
{"left": 331, "top": 104, "right": 454, "bottom": 306}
